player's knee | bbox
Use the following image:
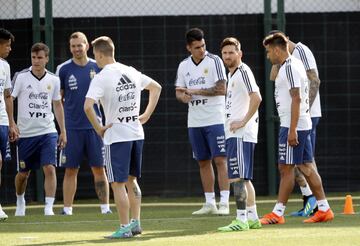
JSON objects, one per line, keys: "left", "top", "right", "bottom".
{"left": 43, "top": 165, "right": 56, "bottom": 177}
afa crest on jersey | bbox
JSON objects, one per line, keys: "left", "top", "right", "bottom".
{"left": 90, "top": 69, "right": 96, "bottom": 79}
{"left": 19, "top": 161, "right": 26, "bottom": 169}
{"left": 47, "top": 84, "right": 52, "bottom": 91}
{"left": 203, "top": 68, "right": 209, "bottom": 76}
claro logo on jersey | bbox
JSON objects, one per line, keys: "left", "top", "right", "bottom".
{"left": 116, "top": 74, "right": 136, "bottom": 91}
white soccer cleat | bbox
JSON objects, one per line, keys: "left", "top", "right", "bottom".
{"left": 217, "top": 202, "right": 230, "bottom": 215}
{"left": 192, "top": 203, "right": 218, "bottom": 215}
{"left": 0, "top": 209, "right": 8, "bottom": 221}
{"left": 15, "top": 203, "right": 26, "bottom": 217}
{"left": 44, "top": 208, "right": 55, "bottom": 216}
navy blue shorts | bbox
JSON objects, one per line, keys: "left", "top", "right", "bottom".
{"left": 188, "top": 124, "right": 226, "bottom": 161}
{"left": 60, "top": 129, "right": 104, "bottom": 168}
{"left": 17, "top": 133, "right": 58, "bottom": 172}
{"left": 226, "top": 138, "right": 254, "bottom": 180}
{"left": 104, "top": 140, "right": 144, "bottom": 183}
{"left": 310, "top": 117, "right": 320, "bottom": 155}
{"left": 278, "top": 127, "right": 313, "bottom": 165}
{"left": 0, "top": 125, "right": 11, "bottom": 161}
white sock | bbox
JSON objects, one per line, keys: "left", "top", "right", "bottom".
{"left": 272, "top": 202, "right": 286, "bottom": 217}
{"left": 16, "top": 193, "right": 25, "bottom": 204}
{"left": 236, "top": 209, "right": 247, "bottom": 222}
{"left": 219, "top": 190, "right": 230, "bottom": 204}
{"left": 63, "top": 207, "right": 73, "bottom": 214}
{"left": 204, "top": 192, "right": 216, "bottom": 205}
{"left": 317, "top": 199, "right": 330, "bottom": 212}
{"left": 246, "top": 205, "right": 259, "bottom": 221}
{"left": 300, "top": 184, "right": 313, "bottom": 196}
{"left": 45, "top": 197, "right": 55, "bottom": 210}
{"left": 100, "top": 204, "right": 110, "bottom": 213}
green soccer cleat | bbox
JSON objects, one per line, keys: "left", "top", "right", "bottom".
{"left": 218, "top": 219, "right": 249, "bottom": 232}
{"left": 248, "top": 219, "right": 262, "bottom": 229}
{"left": 104, "top": 225, "right": 133, "bottom": 239}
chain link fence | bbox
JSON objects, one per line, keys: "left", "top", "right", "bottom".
{"left": 1, "top": 0, "right": 360, "bottom": 19}
{"left": 1, "top": 0, "right": 360, "bottom": 203}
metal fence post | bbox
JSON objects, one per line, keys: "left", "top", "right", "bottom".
{"left": 32, "top": 0, "right": 45, "bottom": 203}
{"left": 264, "top": 0, "right": 277, "bottom": 195}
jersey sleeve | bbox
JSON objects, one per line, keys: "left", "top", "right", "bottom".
{"left": 212, "top": 55, "right": 226, "bottom": 82}
{"left": 52, "top": 77, "right": 62, "bottom": 101}
{"left": 86, "top": 75, "right": 104, "bottom": 101}
{"left": 129, "top": 66, "right": 152, "bottom": 90}
{"left": 11, "top": 72, "right": 21, "bottom": 98}
{"left": 294, "top": 45, "right": 317, "bottom": 71}
{"left": 240, "top": 67, "right": 259, "bottom": 93}
{"left": 55, "top": 64, "right": 66, "bottom": 90}
{"left": 174, "top": 63, "right": 186, "bottom": 87}
{"left": 4, "top": 62, "right": 12, "bottom": 90}
{"left": 285, "top": 62, "right": 303, "bottom": 89}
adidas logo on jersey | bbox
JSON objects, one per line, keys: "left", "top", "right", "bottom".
{"left": 220, "top": 148, "right": 226, "bottom": 153}
{"left": 116, "top": 74, "right": 136, "bottom": 91}
{"left": 26, "top": 84, "right": 32, "bottom": 89}
{"left": 232, "top": 170, "right": 239, "bottom": 175}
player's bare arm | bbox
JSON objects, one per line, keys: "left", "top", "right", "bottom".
{"left": 53, "top": 99, "right": 67, "bottom": 149}
{"left": 306, "top": 69, "right": 320, "bottom": 108}
{"left": 4, "top": 88, "right": 19, "bottom": 141}
{"left": 230, "top": 91, "right": 262, "bottom": 133}
{"left": 139, "top": 81, "right": 162, "bottom": 125}
{"left": 84, "top": 98, "right": 112, "bottom": 138}
{"left": 289, "top": 87, "right": 300, "bottom": 147}
{"left": 270, "top": 64, "right": 280, "bottom": 81}
{"left": 175, "top": 86, "right": 192, "bottom": 103}
{"left": 187, "top": 79, "right": 226, "bottom": 96}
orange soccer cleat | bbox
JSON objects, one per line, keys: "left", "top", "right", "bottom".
{"left": 260, "top": 212, "right": 285, "bottom": 225}
{"left": 303, "top": 208, "right": 334, "bottom": 223}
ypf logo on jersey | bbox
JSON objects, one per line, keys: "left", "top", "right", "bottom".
{"left": 116, "top": 74, "right": 136, "bottom": 92}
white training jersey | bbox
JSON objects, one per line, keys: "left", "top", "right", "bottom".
{"left": 175, "top": 52, "right": 226, "bottom": 128}
{"left": 292, "top": 42, "right": 321, "bottom": 117}
{"left": 11, "top": 68, "right": 61, "bottom": 137}
{"left": 86, "top": 62, "right": 152, "bottom": 145}
{"left": 225, "top": 63, "right": 261, "bottom": 143}
{"left": 0, "top": 58, "right": 12, "bottom": 126}
{"left": 275, "top": 56, "right": 312, "bottom": 130}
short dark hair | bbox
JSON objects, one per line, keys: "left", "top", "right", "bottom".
{"left": 31, "top": 42, "right": 50, "bottom": 56}
{"left": 91, "top": 36, "right": 114, "bottom": 57}
{"left": 69, "top": 31, "right": 88, "bottom": 44}
{"left": 0, "top": 28, "right": 15, "bottom": 43}
{"left": 268, "top": 30, "right": 285, "bottom": 36}
{"left": 263, "top": 32, "right": 288, "bottom": 50}
{"left": 185, "top": 28, "right": 204, "bottom": 45}
{"left": 220, "top": 37, "right": 241, "bottom": 51}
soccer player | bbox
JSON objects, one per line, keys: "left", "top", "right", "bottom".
{"left": 0, "top": 28, "right": 19, "bottom": 221}
{"left": 56, "top": 32, "right": 110, "bottom": 215}
{"left": 84, "top": 36, "right": 161, "bottom": 238}
{"left": 12, "top": 43, "right": 67, "bottom": 216}
{"left": 175, "top": 28, "right": 230, "bottom": 215}
{"left": 260, "top": 33, "right": 334, "bottom": 224}
{"left": 217, "top": 37, "right": 262, "bottom": 231}
{"left": 269, "top": 30, "right": 321, "bottom": 217}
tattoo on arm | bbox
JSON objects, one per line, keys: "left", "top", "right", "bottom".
{"left": 289, "top": 87, "right": 300, "bottom": 98}
{"left": 4, "top": 89, "right": 11, "bottom": 98}
{"left": 306, "top": 69, "right": 320, "bottom": 108}
{"left": 95, "top": 181, "right": 107, "bottom": 204}
{"left": 198, "top": 79, "right": 226, "bottom": 96}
